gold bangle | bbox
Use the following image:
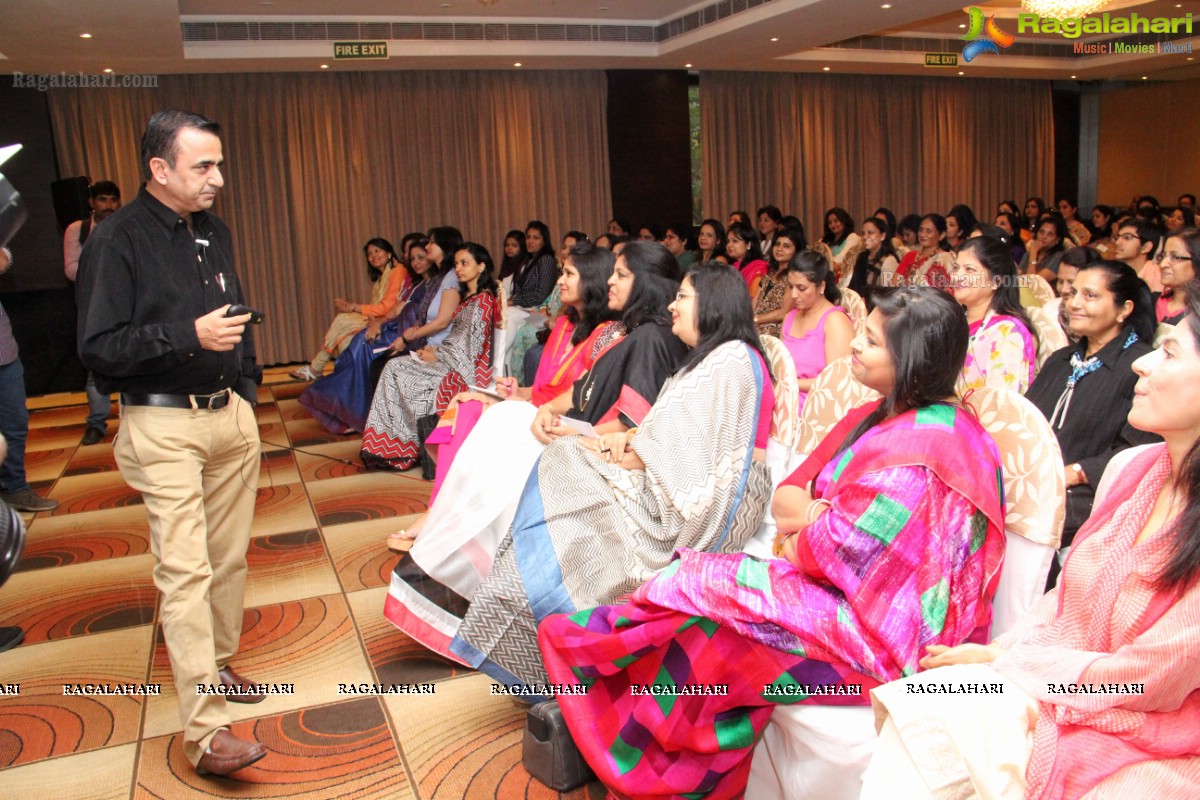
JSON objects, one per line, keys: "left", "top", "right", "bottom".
{"left": 772, "top": 529, "right": 800, "bottom": 558}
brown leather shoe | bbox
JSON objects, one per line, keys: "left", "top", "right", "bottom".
{"left": 195, "top": 729, "right": 267, "bottom": 776}
{"left": 218, "top": 665, "right": 266, "bottom": 704}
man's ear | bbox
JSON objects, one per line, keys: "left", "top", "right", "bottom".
{"left": 148, "top": 157, "right": 170, "bottom": 186}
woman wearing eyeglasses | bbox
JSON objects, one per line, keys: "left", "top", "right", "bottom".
{"left": 1156, "top": 227, "right": 1198, "bottom": 324}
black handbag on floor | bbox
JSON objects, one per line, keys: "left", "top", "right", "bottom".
{"left": 522, "top": 700, "right": 595, "bottom": 791}
{"left": 415, "top": 412, "right": 440, "bottom": 481}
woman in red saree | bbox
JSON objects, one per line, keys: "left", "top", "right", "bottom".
{"left": 538, "top": 287, "right": 1006, "bottom": 799}
{"left": 409, "top": 241, "right": 622, "bottom": 514}
{"left": 865, "top": 289, "right": 1200, "bottom": 799}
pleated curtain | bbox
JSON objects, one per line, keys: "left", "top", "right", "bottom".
{"left": 700, "top": 72, "right": 1055, "bottom": 235}
{"left": 48, "top": 70, "right": 611, "bottom": 365}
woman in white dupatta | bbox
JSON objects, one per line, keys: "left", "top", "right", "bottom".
{"left": 383, "top": 242, "right": 686, "bottom": 659}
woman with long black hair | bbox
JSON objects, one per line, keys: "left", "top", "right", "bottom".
{"left": 360, "top": 242, "right": 500, "bottom": 470}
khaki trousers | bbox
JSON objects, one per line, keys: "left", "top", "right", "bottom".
{"left": 114, "top": 393, "right": 260, "bottom": 765}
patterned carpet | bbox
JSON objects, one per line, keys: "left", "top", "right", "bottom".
{"left": 0, "top": 368, "right": 604, "bottom": 799}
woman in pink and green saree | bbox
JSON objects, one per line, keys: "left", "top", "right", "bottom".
{"left": 537, "top": 286, "right": 1007, "bottom": 799}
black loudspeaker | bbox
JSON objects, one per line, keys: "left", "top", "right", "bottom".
{"left": 50, "top": 175, "right": 90, "bottom": 231}
{"left": 0, "top": 498, "right": 26, "bottom": 588}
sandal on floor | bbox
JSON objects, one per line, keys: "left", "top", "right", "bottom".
{"left": 289, "top": 365, "right": 320, "bottom": 381}
{"left": 387, "top": 530, "right": 418, "bottom": 554}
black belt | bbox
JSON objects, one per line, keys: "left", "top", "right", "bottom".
{"left": 120, "top": 390, "right": 231, "bottom": 410}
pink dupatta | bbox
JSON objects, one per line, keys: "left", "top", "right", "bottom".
{"left": 994, "top": 444, "right": 1200, "bottom": 798}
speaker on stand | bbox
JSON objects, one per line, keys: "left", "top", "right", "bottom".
{"left": 50, "top": 175, "right": 91, "bottom": 232}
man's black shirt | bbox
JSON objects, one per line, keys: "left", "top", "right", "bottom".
{"left": 77, "top": 186, "right": 260, "bottom": 400}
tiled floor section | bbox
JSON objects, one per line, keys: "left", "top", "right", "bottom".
{"left": 0, "top": 369, "right": 603, "bottom": 799}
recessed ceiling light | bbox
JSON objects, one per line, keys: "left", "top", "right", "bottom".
{"left": 959, "top": 23, "right": 967, "bottom": 28}
{"left": 822, "top": 66, "right": 831, "bottom": 71}
{"left": 880, "top": 2, "right": 892, "bottom": 7}
{"left": 958, "top": 71, "right": 964, "bottom": 75}
{"left": 1142, "top": 75, "right": 1148, "bottom": 79}
{"left": 770, "top": 37, "right": 779, "bottom": 42}
{"left": 1189, "top": 56, "right": 1195, "bottom": 61}
{"left": 685, "top": 63, "right": 693, "bottom": 68}
{"left": 79, "top": 33, "right": 92, "bottom": 39}
{"left": 320, "top": 64, "right": 329, "bottom": 69}
{"left": 514, "top": 62, "right": 522, "bottom": 67}
{"left": 103, "top": 68, "right": 113, "bottom": 74}
{"left": 1071, "top": 74, "right": 1077, "bottom": 79}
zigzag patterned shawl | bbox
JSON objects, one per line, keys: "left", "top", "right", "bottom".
{"left": 359, "top": 291, "right": 496, "bottom": 469}
{"left": 538, "top": 405, "right": 1006, "bottom": 799}
{"left": 450, "top": 341, "right": 774, "bottom": 688}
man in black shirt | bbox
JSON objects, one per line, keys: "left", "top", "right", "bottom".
{"left": 77, "top": 110, "right": 267, "bottom": 777}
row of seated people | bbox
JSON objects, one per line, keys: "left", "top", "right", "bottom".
{"left": 291, "top": 210, "right": 1195, "bottom": 586}
{"left": 363, "top": 244, "right": 1199, "bottom": 798}
{"left": 288, "top": 208, "right": 1190, "bottom": 800}
{"left": 284, "top": 203, "right": 1191, "bottom": 449}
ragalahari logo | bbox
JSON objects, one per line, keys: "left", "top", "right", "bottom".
{"left": 961, "top": 7, "right": 1016, "bottom": 62}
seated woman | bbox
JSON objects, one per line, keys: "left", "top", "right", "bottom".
{"left": 300, "top": 236, "right": 434, "bottom": 433}
{"left": 753, "top": 225, "right": 806, "bottom": 337}
{"left": 848, "top": 216, "right": 900, "bottom": 302}
{"left": 506, "top": 230, "right": 588, "bottom": 383}
{"left": 781, "top": 250, "right": 854, "bottom": 411}
{"left": 290, "top": 238, "right": 413, "bottom": 381}
{"left": 727, "top": 221, "right": 768, "bottom": 295}
{"left": 359, "top": 242, "right": 498, "bottom": 470}
{"left": 455, "top": 262, "right": 776, "bottom": 687}
{"left": 950, "top": 235, "right": 1039, "bottom": 393}
{"left": 1166, "top": 204, "right": 1196, "bottom": 235}
{"left": 1089, "top": 204, "right": 1117, "bottom": 258}
{"left": 1022, "top": 212, "right": 1069, "bottom": 285}
{"left": 697, "top": 218, "right": 729, "bottom": 264}
{"left": 864, "top": 293, "right": 1200, "bottom": 799}
{"left": 497, "top": 221, "right": 559, "bottom": 366}
{"left": 896, "top": 213, "right": 922, "bottom": 254}
{"left": 1021, "top": 196, "right": 1046, "bottom": 243}
{"left": 816, "top": 207, "right": 863, "bottom": 280}
{"left": 1156, "top": 227, "right": 1197, "bottom": 324}
{"left": 538, "top": 287, "right": 1005, "bottom": 799}
{"left": 378, "top": 226, "right": 465, "bottom": 359}
{"left": 1026, "top": 260, "right": 1159, "bottom": 578}
{"left": 663, "top": 222, "right": 699, "bottom": 271}
{"left": 385, "top": 240, "right": 620, "bottom": 550}
{"left": 1056, "top": 195, "right": 1093, "bottom": 245}
{"left": 945, "top": 203, "right": 978, "bottom": 251}
{"left": 895, "top": 213, "right": 953, "bottom": 289}
{"left": 383, "top": 242, "right": 686, "bottom": 656}
{"left": 496, "top": 228, "right": 528, "bottom": 284}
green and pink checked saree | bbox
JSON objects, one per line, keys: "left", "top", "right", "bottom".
{"left": 538, "top": 403, "right": 1006, "bottom": 799}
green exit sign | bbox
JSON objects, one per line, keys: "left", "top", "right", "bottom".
{"left": 924, "top": 52, "right": 959, "bottom": 67}
{"left": 333, "top": 41, "right": 388, "bottom": 60}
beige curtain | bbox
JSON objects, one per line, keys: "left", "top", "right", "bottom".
{"left": 701, "top": 72, "right": 1054, "bottom": 236}
{"left": 48, "top": 71, "right": 611, "bottom": 365}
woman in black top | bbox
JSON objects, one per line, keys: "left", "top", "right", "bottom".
{"left": 1025, "top": 260, "right": 1159, "bottom": 582}
{"left": 510, "top": 220, "right": 558, "bottom": 309}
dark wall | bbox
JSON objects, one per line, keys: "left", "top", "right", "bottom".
{"left": 0, "top": 85, "right": 85, "bottom": 395}
{"left": 606, "top": 70, "right": 693, "bottom": 232}
{"left": 1052, "top": 86, "right": 1081, "bottom": 206}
